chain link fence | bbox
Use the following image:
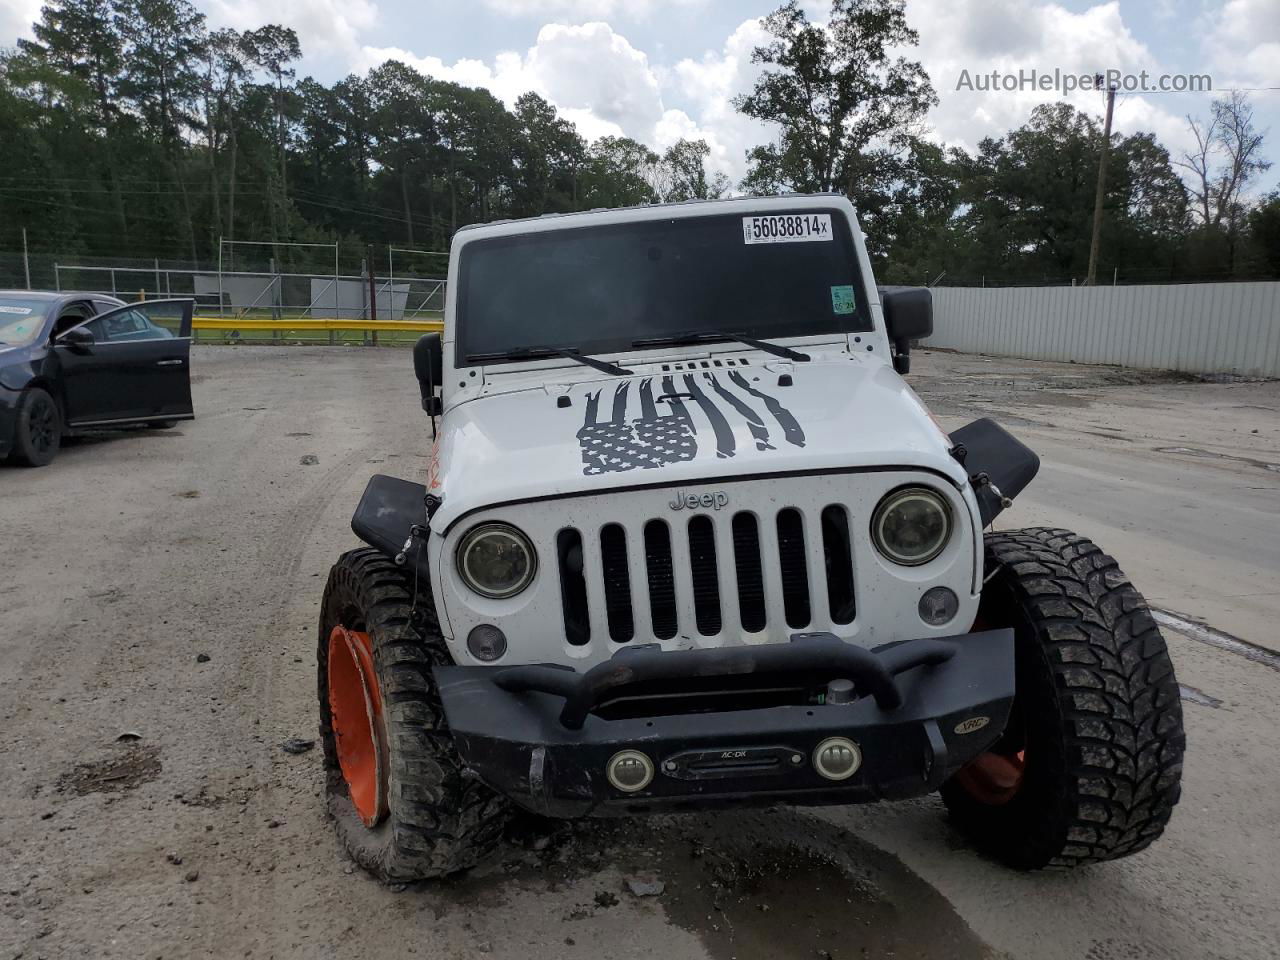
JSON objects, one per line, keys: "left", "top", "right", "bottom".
{"left": 0, "top": 250, "right": 446, "bottom": 345}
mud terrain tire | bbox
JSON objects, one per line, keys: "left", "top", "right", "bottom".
{"left": 941, "top": 528, "right": 1185, "bottom": 869}
{"left": 317, "top": 548, "right": 509, "bottom": 881}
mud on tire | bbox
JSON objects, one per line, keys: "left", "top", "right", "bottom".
{"left": 317, "top": 548, "right": 509, "bottom": 881}
{"left": 941, "top": 528, "right": 1185, "bottom": 869}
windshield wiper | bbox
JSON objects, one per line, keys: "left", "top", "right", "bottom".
{"left": 466, "top": 345, "right": 633, "bottom": 376}
{"left": 631, "top": 331, "right": 810, "bottom": 362}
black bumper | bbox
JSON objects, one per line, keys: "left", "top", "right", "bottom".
{"left": 434, "top": 630, "right": 1015, "bottom": 818}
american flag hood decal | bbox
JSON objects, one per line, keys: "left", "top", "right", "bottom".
{"left": 427, "top": 359, "right": 965, "bottom": 531}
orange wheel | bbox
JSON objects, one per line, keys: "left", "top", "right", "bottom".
{"left": 327, "top": 625, "right": 387, "bottom": 828}
{"left": 319, "top": 549, "right": 510, "bottom": 882}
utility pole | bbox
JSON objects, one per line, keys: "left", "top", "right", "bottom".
{"left": 1086, "top": 76, "right": 1116, "bottom": 286}
{"left": 22, "top": 227, "right": 31, "bottom": 289}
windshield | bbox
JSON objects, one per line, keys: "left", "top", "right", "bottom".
{"left": 456, "top": 208, "right": 872, "bottom": 364}
{"left": 0, "top": 297, "right": 51, "bottom": 347}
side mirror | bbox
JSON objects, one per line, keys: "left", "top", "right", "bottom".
{"left": 880, "top": 287, "right": 933, "bottom": 375}
{"left": 413, "top": 333, "right": 444, "bottom": 416}
{"left": 59, "top": 326, "right": 95, "bottom": 353}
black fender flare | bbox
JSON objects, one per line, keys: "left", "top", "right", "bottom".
{"left": 948, "top": 418, "right": 1040, "bottom": 527}
{"left": 350, "top": 474, "right": 433, "bottom": 581}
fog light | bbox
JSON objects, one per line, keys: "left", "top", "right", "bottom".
{"left": 812, "top": 737, "right": 862, "bottom": 781}
{"left": 466, "top": 624, "right": 508, "bottom": 662}
{"left": 918, "top": 586, "right": 959, "bottom": 626}
{"left": 606, "top": 750, "right": 654, "bottom": 793}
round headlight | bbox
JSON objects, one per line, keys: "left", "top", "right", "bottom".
{"left": 871, "top": 486, "right": 952, "bottom": 566}
{"left": 456, "top": 523, "right": 536, "bottom": 599}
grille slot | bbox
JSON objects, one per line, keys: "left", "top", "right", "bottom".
{"left": 775, "top": 508, "right": 811, "bottom": 629}
{"left": 600, "top": 524, "right": 634, "bottom": 641}
{"left": 558, "top": 500, "right": 853, "bottom": 648}
{"left": 687, "top": 516, "right": 722, "bottom": 635}
{"left": 644, "top": 520, "right": 678, "bottom": 640}
{"left": 556, "top": 528, "right": 590, "bottom": 646}
{"left": 821, "top": 505, "right": 856, "bottom": 624}
{"left": 732, "top": 512, "right": 767, "bottom": 632}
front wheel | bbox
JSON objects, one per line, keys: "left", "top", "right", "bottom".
{"left": 317, "top": 548, "right": 509, "bottom": 882}
{"left": 941, "top": 528, "right": 1185, "bottom": 869}
{"left": 11, "top": 387, "right": 61, "bottom": 466}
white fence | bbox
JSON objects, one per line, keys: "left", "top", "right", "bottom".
{"left": 925, "top": 282, "right": 1280, "bottom": 378}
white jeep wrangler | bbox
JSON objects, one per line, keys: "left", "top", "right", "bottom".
{"left": 317, "top": 194, "right": 1185, "bottom": 881}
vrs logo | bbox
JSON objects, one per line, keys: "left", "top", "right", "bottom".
{"left": 954, "top": 716, "right": 991, "bottom": 735}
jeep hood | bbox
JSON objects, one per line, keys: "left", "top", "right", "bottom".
{"left": 428, "top": 356, "right": 966, "bottom": 532}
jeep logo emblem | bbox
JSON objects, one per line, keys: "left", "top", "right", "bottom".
{"left": 954, "top": 716, "right": 991, "bottom": 735}
{"left": 669, "top": 489, "right": 729, "bottom": 511}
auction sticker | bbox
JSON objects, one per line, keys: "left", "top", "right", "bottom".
{"left": 743, "top": 213, "right": 833, "bottom": 244}
{"left": 0, "top": 306, "right": 32, "bottom": 315}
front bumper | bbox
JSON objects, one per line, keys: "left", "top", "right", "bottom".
{"left": 434, "top": 629, "right": 1014, "bottom": 818}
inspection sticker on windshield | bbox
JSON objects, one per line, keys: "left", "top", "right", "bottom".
{"left": 0, "top": 306, "right": 32, "bottom": 315}
{"left": 830, "top": 285, "right": 856, "bottom": 315}
{"left": 743, "top": 213, "right": 833, "bottom": 244}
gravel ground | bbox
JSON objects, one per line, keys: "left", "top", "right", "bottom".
{"left": 1, "top": 345, "right": 1277, "bottom": 960}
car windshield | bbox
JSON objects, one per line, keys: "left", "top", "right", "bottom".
{"left": 456, "top": 208, "right": 873, "bottom": 365}
{"left": 0, "top": 297, "right": 51, "bottom": 347}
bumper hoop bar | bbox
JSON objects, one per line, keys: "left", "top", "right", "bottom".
{"left": 493, "top": 633, "right": 958, "bottom": 731}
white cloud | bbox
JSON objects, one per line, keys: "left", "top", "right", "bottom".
{"left": 478, "top": 0, "right": 703, "bottom": 19}
{"left": 1, "top": 0, "right": 44, "bottom": 47}
{"left": 907, "top": 0, "right": 1200, "bottom": 160}
{"left": 527, "top": 22, "right": 663, "bottom": 132}
{"left": 363, "top": 22, "right": 668, "bottom": 150}
{"left": 1202, "top": 0, "right": 1280, "bottom": 87}
{"left": 667, "top": 18, "right": 774, "bottom": 180}
{"left": 205, "top": 0, "right": 378, "bottom": 63}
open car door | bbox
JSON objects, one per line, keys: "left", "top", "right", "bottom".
{"left": 55, "top": 299, "right": 195, "bottom": 426}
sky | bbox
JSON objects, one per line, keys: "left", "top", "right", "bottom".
{"left": 3, "top": 0, "right": 1278, "bottom": 194}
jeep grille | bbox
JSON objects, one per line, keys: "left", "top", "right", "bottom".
{"left": 556, "top": 505, "right": 857, "bottom": 646}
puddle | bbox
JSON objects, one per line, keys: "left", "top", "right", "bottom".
{"left": 1154, "top": 446, "right": 1280, "bottom": 474}
{"left": 441, "top": 811, "right": 994, "bottom": 960}
{"left": 58, "top": 744, "right": 162, "bottom": 796}
{"left": 653, "top": 815, "right": 992, "bottom": 960}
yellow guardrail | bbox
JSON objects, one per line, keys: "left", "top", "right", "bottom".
{"left": 192, "top": 316, "right": 443, "bottom": 333}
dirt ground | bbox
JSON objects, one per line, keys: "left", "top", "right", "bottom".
{"left": 1, "top": 345, "right": 1277, "bottom": 960}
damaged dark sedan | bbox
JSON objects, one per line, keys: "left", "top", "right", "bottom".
{"left": 0, "top": 291, "right": 195, "bottom": 466}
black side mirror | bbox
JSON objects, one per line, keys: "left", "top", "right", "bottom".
{"left": 59, "top": 326, "right": 95, "bottom": 353}
{"left": 414, "top": 333, "right": 444, "bottom": 416}
{"left": 880, "top": 287, "right": 933, "bottom": 375}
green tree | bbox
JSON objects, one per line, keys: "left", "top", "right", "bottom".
{"left": 656, "top": 139, "right": 729, "bottom": 202}
{"left": 1244, "top": 193, "right": 1280, "bottom": 274}
{"left": 512, "top": 92, "right": 585, "bottom": 215}
{"left": 580, "top": 136, "right": 658, "bottom": 208}
{"left": 115, "top": 0, "right": 208, "bottom": 260}
{"left": 734, "top": 0, "right": 935, "bottom": 194}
